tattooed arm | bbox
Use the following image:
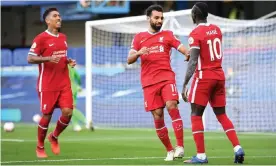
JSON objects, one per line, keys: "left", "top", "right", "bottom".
{"left": 181, "top": 48, "right": 200, "bottom": 102}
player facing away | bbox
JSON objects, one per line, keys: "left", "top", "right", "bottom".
{"left": 127, "top": 5, "right": 190, "bottom": 161}
{"left": 68, "top": 65, "right": 87, "bottom": 131}
{"left": 181, "top": 2, "right": 245, "bottom": 164}
{"left": 27, "top": 8, "right": 76, "bottom": 158}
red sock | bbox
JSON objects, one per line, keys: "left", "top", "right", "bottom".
{"left": 37, "top": 116, "right": 51, "bottom": 147}
{"left": 191, "top": 116, "right": 205, "bottom": 153}
{"left": 168, "top": 108, "right": 183, "bottom": 147}
{"left": 216, "top": 113, "right": 240, "bottom": 147}
{"left": 53, "top": 115, "right": 71, "bottom": 138}
{"left": 154, "top": 119, "right": 174, "bottom": 152}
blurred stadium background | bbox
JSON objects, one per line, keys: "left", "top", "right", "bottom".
{"left": 1, "top": 0, "right": 276, "bottom": 131}
{"left": 1, "top": 1, "right": 276, "bottom": 165}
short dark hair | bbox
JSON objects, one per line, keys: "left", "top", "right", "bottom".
{"left": 43, "top": 8, "right": 58, "bottom": 22}
{"left": 145, "top": 5, "right": 163, "bottom": 17}
{"left": 193, "top": 2, "right": 208, "bottom": 19}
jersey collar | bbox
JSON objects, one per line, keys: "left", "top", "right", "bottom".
{"left": 147, "top": 30, "right": 163, "bottom": 35}
{"left": 45, "top": 30, "right": 59, "bottom": 37}
{"left": 197, "top": 23, "right": 210, "bottom": 27}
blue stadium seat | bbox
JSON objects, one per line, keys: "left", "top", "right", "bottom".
{"left": 74, "top": 47, "right": 85, "bottom": 65}
{"left": 13, "top": 48, "right": 31, "bottom": 66}
{"left": 1, "top": 49, "right": 13, "bottom": 67}
{"left": 67, "top": 47, "right": 75, "bottom": 59}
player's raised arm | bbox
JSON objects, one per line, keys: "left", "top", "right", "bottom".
{"left": 177, "top": 45, "right": 190, "bottom": 61}
{"left": 169, "top": 31, "right": 190, "bottom": 61}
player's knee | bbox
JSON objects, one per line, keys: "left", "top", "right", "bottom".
{"left": 213, "top": 106, "right": 226, "bottom": 115}
{"left": 166, "top": 100, "right": 178, "bottom": 110}
{"left": 191, "top": 104, "right": 205, "bottom": 116}
{"left": 61, "top": 108, "right": 73, "bottom": 116}
{"left": 42, "top": 114, "right": 52, "bottom": 120}
{"left": 151, "top": 109, "right": 163, "bottom": 120}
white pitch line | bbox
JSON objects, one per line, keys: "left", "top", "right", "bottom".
{"left": 1, "top": 155, "right": 276, "bottom": 164}
{"left": 1, "top": 134, "right": 275, "bottom": 143}
{"left": 0, "top": 139, "right": 24, "bottom": 142}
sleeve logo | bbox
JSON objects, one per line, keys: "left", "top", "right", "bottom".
{"left": 188, "top": 37, "right": 194, "bottom": 45}
{"left": 31, "top": 42, "right": 37, "bottom": 49}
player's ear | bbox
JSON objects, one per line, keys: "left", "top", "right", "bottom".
{"left": 147, "top": 16, "right": 150, "bottom": 21}
{"left": 45, "top": 16, "right": 50, "bottom": 25}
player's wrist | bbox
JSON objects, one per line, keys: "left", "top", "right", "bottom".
{"left": 42, "top": 56, "right": 51, "bottom": 62}
{"left": 136, "top": 52, "right": 141, "bottom": 57}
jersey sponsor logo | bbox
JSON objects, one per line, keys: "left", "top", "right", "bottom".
{"left": 31, "top": 42, "right": 37, "bottom": 49}
{"left": 52, "top": 50, "right": 67, "bottom": 57}
{"left": 147, "top": 45, "right": 164, "bottom": 54}
{"left": 188, "top": 37, "right": 194, "bottom": 45}
{"left": 49, "top": 44, "right": 54, "bottom": 47}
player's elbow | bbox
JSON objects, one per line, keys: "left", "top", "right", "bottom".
{"left": 27, "top": 55, "right": 34, "bottom": 64}
{"left": 127, "top": 59, "right": 132, "bottom": 65}
{"left": 127, "top": 57, "right": 134, "bottom": 65}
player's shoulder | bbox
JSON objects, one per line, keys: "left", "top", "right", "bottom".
{"left": 32, "top": 32, "right": 49, "bottom": 43}
{"left": 135, "top": 31, "right": 148, "bottom": 37}
{"left": 132, "top": 32, "right": 142, "bottom": 39}
{"left": 210, "top": 24, "right": 222, "bottom": 34}
{"left": 58, "top": 33, "right": 67, "bottom": 38}
{"left": 34, "top": 31, "right": 47, "bottom": 39}
{"left": 189, "top": 27, "right": 200, "bottom": 38}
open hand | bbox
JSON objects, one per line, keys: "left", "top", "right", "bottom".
{"left": 185, "top": 51, "right": 190, "bottom": 61}
{"left": 181, "top": 85, "right": 189, "bottom": 102}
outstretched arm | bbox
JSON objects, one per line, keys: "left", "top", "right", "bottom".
{"left": 177, "top": 44, "right": 190, "bottom": 61}
{"left": 182, "top": 48, "right": 200, "bottom": 102}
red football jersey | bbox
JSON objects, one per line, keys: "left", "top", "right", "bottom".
{"left": 131, "top": 30, "right": 182, "bottom": 88}
{"left": 189, "top": 23, "right": 225, "bottom": 80}
{"left": 29, "top": 30, "right": 70, "bottom": 92}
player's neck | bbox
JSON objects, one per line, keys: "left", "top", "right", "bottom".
{"left": 148, "top": 27, "right": 160, "bottom": 34}
{"left": 47, "top": 28, "right": 59, "bottom": 35}
{"left": 196, "top": 20, "right": 207, "bottom": 25}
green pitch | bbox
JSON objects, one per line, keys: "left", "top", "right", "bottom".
{"left": 1, "top": 123, "right": 276, "bottom": 165}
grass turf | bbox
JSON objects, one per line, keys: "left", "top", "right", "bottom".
{"left": 1, "top": 123, "right": 276, "bottom": 165}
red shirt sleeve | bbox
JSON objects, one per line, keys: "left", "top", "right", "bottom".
{"left": 188, "top": 30, "right": 201, "bottom": 49}
{"left": 169, "top": 31, "right": 182, "bottom": 50}
{"left": 130, "top": 33, "right": 140, "bottom": 52}
{"left": 28, "top": 36, "right": 43, "bottom": 56}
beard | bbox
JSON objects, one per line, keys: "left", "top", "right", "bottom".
{"left": 150, "top": 21, "right": 162, "bottom": 32}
